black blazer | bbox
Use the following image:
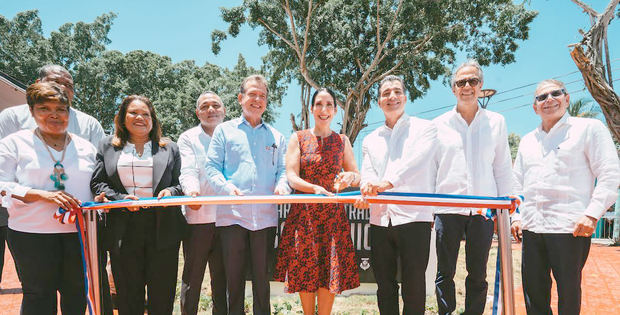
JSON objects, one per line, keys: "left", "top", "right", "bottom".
{"left": 90, "top": 135, "right": 187, "bottom": 250}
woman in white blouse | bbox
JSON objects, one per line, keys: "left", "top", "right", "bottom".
{"left": 0, "top": 82, "right": 96, "bottom": 314}
{"left": 90, "top": 95, "right": 187, "bottom": 315}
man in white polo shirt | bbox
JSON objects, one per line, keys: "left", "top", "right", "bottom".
{"left": 511, "top": 79, "right": 619, "bottom": 315}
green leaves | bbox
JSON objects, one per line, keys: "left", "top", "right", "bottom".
{"left": 0, "top": 10, "right": 284, "bottom": 140}
{"left": 508, "top": 132, "right": 521, "bottom": 161}
{"left": 568, "top": 98, "right": 600, "bottom": 119}
{"left": 212, "top": 0, "right": 538, "bottom": 143}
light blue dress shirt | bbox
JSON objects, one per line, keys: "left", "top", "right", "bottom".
{"left": 205, "top": 116, "right": 290, "bottom": 230}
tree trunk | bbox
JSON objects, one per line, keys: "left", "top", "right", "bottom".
{"left": 570, "top": 45, "right": 620, "bottom": 142}
{"left": 570, "top": 0, "right": 620, "bottom": 143}
{"left": 340, "top": 94, "right": 370, "bottom": 145}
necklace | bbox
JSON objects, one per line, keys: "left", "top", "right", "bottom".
{"left": 35, "top": 128, "right": 70, "bottom": 190}
{"left": 134, "top": 147, "right": 144, "bottom": 157}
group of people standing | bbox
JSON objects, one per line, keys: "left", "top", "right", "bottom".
{"left": 0, "top": 60, "right": 618, "bottom": 315}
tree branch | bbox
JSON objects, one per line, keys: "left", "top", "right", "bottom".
{"left": 300, "top": 0, "right": 314, "bottom": 66}
{"left": 370, "top": 59, "right": 405, "bottom": 86}
{"left": 376, "top": 0, "right": 381, "bottom": 49}
{"left": 256, "top": 18, "right": 297, "bottom": 52}
{"left": 347, "top": 0, "right": 404, "bottom": 106}
{"left": 283, "top": 0, "right": 303, "bottom": 61}
{"left": 379, "top": 34, "right": 432, "bottom": 65}
{"left": 571, "top": 0, "right": 599, "bottom": 17}
{"left": 281, "top": 0, "right": 321, "bottom": 99}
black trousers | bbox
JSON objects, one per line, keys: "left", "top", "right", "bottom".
{"left": 0, "top": 225, "right": 6, "bottom": 284}
{"left": 435, "top": 214, "right": 494, "bottom": 315}
{"left": 218, "top": 224, "right": 276, "bottom": 315}
{"left": 7, "top": 229, "right": 86, "bottom": 315}
{"left": 522, "top": 230, "right": 591, "bottom": 315}
{"left": 109, "top": 214, "right": 180, "bottom": 315}
{"left": 370, "top": 221, "right": 432, "bottom": 315}
{"left": 180, "top": 223, "right": 227, "bottom": 315}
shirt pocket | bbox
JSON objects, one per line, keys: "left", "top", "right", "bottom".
{"left": 553, "top": 139, "right": 584, "bottom": 170}
{"left": 226, "top": 142, "right": 253, "bottom": 172}
{"left": 227, "top": 142, "right": 246, "bottom": 158}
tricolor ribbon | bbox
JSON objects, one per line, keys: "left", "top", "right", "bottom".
{"left": 53, "top": 207, "right": 77, "bottom": 224}
{"left": 80, "top": 191, "right": 522, "bottom": 211}
{"left": 75, "top": 211, "right": 97, "bottom": 315}
{"left": 70, "top": 191, "right": 522, "bottom": 315}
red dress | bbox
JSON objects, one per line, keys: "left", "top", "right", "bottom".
{"left": 274, "top": 130, "right": 360, "bottom": 294}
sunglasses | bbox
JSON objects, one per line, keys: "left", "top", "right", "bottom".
{"left": 454, "top": 78, "right": 480, "bottom": 88}
{"left": 535, "top": 89, "right": 565, "bottom": 102}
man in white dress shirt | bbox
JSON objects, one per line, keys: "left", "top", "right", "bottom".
{"left": 178, "top": 91, "right": 227, "bottom": 315}
{"left": 358, "top": 75, "right": 467, "bottom": 315}
{"left": 433, "top": 59, "right": 514, "bottom": 315}
{"left": 511, "top": 79, "right": 619, "bottom": 315}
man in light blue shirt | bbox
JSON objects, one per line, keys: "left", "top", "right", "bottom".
{"left": 205, "top": 74, "right": 289, "bottom": 315}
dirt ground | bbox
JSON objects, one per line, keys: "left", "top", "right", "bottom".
{"left": 172, "top": 241, "right": 521, "bottom": 314}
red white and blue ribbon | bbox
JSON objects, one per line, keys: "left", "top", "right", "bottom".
{"left": 75, "top": 210, "right": 97, "bottom": 315}
{"left": 71, "top": 191, "right": 522, "bottom": 315}
{"left": 80, "top": 191, "right": 521, "bottom": 212}
{"left": 53, "top": 207, "right": 77, "bottom": 224}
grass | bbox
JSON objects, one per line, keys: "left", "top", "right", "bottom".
{"left": 169, "top": 241, "right": 521, "bottom": 314}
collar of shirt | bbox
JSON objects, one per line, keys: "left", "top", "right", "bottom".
{"left": 123, "top": 141, "right": 153, "bottom": 155}
{"left": 450, "top": 105, "right": 485, "bottom": 128}
{"left": 382, "top": 112, "right": 411, "bottom": 133}
{"left": 238, "top": 116, "right": 265, "bottom": 130}
{"left": 196, "top": 125, "right": 212, "bottom": 143}
{"left": 536, "top": 111, "right": 570, "bottom": 137}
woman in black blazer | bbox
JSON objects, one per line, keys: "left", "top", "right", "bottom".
{"left": 91, "top": 95, "right": 187, "bottom": 315}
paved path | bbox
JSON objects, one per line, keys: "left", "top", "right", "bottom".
{"left": 513, "top": 243, "right": 620, "bottom": 315}
{"left": 1, "top": 242, "right": 619, "bottom": 314}
{"left": 0, "top": 246, "right": 21, "bottom": 313}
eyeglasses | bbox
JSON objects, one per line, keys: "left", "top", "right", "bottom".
{"left": 454, "top": 78, "right": 480, "bottom": 88}
{"left": 535, "top": 89, "right": 565, "bottom": 102}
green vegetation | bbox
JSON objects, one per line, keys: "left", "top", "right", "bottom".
{"left": 0, "top": 11, "right": 286, "bottom": 139}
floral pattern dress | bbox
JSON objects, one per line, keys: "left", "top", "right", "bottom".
{"left": 274, "top": 129, "right": 360, "bottom": 293}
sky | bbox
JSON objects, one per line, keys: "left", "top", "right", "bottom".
{"left": 2, "top": 0, "right": 619, "bottom": 155}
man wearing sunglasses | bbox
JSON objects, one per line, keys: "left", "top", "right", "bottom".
{"left": 433, "top": 59, "right": 514, "bottom": 315}
{"left": 511, "top": 79, "right": 619, "bottom": 314}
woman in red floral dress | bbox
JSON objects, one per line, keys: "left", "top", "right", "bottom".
{"left": 274, "top": 88, "right": 360, "bottom": 315}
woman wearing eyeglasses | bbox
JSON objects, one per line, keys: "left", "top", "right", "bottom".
{"left": 0, "top": 82, "right": 97, "bottom": 314}
{"left": 90, "top": 95, "right": 187, "bottom": 315}
{"left": 274, "top": 88, "right": 360, "bottom": 315}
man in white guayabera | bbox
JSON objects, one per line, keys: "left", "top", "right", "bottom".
{"left": 178, "top": 91, "right": 227, "bottom": 315}
{"left": 511, "top": 79, "right": 619, "bottom": 315}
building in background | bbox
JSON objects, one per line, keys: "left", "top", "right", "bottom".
{"left": 0, "top": 71, "right": 26, "bottom": 111}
